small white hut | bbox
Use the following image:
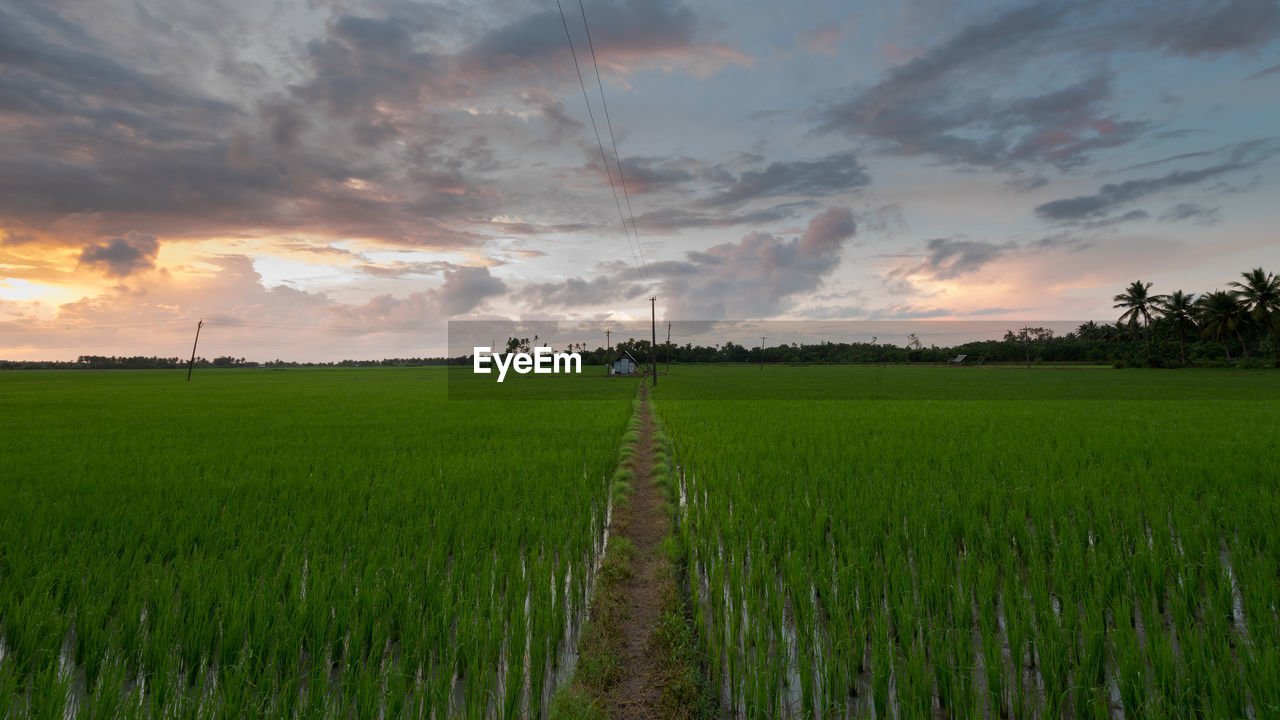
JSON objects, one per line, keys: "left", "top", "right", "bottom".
{"left": 610, "top": 349, "right": 640, "bottom": 375}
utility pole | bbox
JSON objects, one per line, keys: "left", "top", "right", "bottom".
{"left": 665, "top": 322, "right": 672, "bottom": 374}
{"left": 760, "top": 336, "right": 766, "bottom": 371}
{"left": 1023, "top": 325, "right": 1031, "bottom": 370}
{"left": 186, "top": 318, "right": 204, "bottom": 381}
{"left": 605, "top": 329, "right": 611, "bottom": 375}
{"left": 649, "top": 297, "right": 657, "bottom": 387}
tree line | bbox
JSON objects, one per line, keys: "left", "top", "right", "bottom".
{"left": 0, "top": 356, "right": 458, "bottom": 370}
{"left": 0, "top": 356, "right": 253, "bottom": 370}
{"left": 1110, "top": 267, "right": 1278, "bottom": 367}
{"left": 2, "top": 267, "right": 1274, "bottom": 370}
{"left": 599, "top": 267, "right": 1279, "bottom": 369}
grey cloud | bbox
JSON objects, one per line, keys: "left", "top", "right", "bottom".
{"left": 0, "top": 5, "right": 240, "bottom": 134}
{"left": 0, "top": 6, "right": 366, "bottom": 231}
{"left": 849, "top": 2, "right": 1074, "bottom": 112}
{"left": 578, "top": 154, "right": 698, "bottom": 195}
{"left": 852, "top": 204, "right": 908, "bottom": 238}
{"left": 633, "top": 202, "right": 816, "bottom": 233}
{"left": 635, "top": 258, "right": 707, "bottom": 276}
{"left": 461, "top": 0, "right": 718, "bottom": 80}
{"left": 78, "top": 233, "right": 159, "bottom": 277}
{"left": 516, "top": 275, "right": 647, "bottom": 308}
{"left": 0, "top": 6, "right": 506, "bottom": 250}
{"left": 891, "top": 238, "right": 1013, "bottom": 281}
{"left": 259, "top": 99, "right": 309, "bottom": 148}
{"left": 294, "top": 14, "right": 437, "bottom": 121}
{"left": 1034, "top": 141, "right": 1278, "bottom": 222}
{"left": 816, "top": 1, "right": 1280, "bottom": 170}
{"left": 1114, "top": 150, "right": 1214, "bottom": 173}
{"left": 1033, "top": 233, "right": 1096, "bottom": 251}
{"left": 696, "top": 152, "right": 870, "bottom": 208}
{"left": 816, "top": 2, "right": 1077, "bottom": 166}
{"left": 866, "top": 305, "right": 955, "bottom": 320}
{"left": 630, "top": 199, "right": 896, "bottom": 237}
{"left": 1145, "top": 0, "right": 1280, "bottom": 56}
{"left": 1078, "top": 209, "right": 1151, "bottom": 229}
{"left": 519, "top": 88, "right": 583, "bottom": 145}
{"left": 438, "top": 265, "right": 507, "bottom": 316}
{"left": 887, "top": 228, "right": 1107, "bottom": 283}
{"left": 288, "top": 0, "right": 742, "bottom": 127}
{"left": 0, "top": 0, "right": 741, "bottom": 255}
{"left": 1005, "top": 174, "right": 1051, "bottom": 192}
{"left": 1202, "top": 173, "right": 1265, "bottom": 194}
{"left": 800, "top": 205, "right": 857, "bottom": 253}
{"left": 358, "top": 261, "right": 455, "bottom": 279}
{"left": 517, "top": 207, "right": 857, "bottom": 318}
{"left": 822, "top": 65, "right": 1142, "bottom": 170}
{"left": 276, "top": 242, "right": 358, "bottom": 258}
{"left": 1151, "top": 129, "right": 1203, "bottom": 140}
{"left": 1035, "top": 195, "right": 1111, "bottom": 221}
{"left": 615, "top": 156, "right": 697, "bottom": 194}
{"left": 800, "top": 303, "right": 869, "bottom": 319}
{"left": 1247, "top": 62, "right": 1280, "bottom": 79}
{"left": 1159, "top": 202, "right": 1221, "bottom": 224}
{"left": 322, "top": 264, "right": 506, "bottom": 328}
{"left": 654, "top": 207, "right": 857, "bottom": 318}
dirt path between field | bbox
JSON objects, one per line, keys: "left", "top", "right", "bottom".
{"left": 607, "top": 389, "right": 668, "bottom": 719}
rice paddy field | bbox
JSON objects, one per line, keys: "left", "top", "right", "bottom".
{"left": 0, "top": 368, "right": 634, "bottom": 718}
{"left": 655, "top": 365, "right": 1280, "bottom": 718}
{"left": 2, "top": 364, "right": 1278, "bottom": 718}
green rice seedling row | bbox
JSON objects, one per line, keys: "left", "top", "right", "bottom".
{"left": 654, "top": 365, "right": 1280, "bottom": 719}
{"left": 0, "top": 368, "right": 634, "bottom": 718}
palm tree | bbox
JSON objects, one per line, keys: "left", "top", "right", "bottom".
{"left": 1114, "top": 280, "right": 1157, "bottom": 362}
{"left": 1196, "top": 291, "right": 1248, "bottom": 363}
{"left": 1156, "top": 290, "right": 1196, "bottom": 366}
{"left": 1075, "top": 320, "right": 1105, "bottom": 342}
{"left": 1229, "top": 267, "right": 1279, "bottom": 364}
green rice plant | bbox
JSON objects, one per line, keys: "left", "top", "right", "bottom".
{"left": 1247, "top": 643, "right": 1280, "bottom": 719}
{"left": 0, "top": 368, "right": 637, "bottom": 716}
{"left": 870, "top": 612, "right": 892, "bottom": 720}
{"left": 8, "top": 363, "right": 1275, "bottom": 717}
{"left": 1145, "top": 606, "right": 1181, "bottom": 713}
{"left": 1110, "top": 594, "right": 1146, "bottom": 718}
{"left": 947, "top": 585, "right": 977, "bottom": 718}
{"left": 651, "top": 366, "right": 1280, "bottom": 718}
{"left": 927, "top": 626, "right": 954, "bottom": 717}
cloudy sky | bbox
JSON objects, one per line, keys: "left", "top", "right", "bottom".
{"left": 2, "top": 0, "right": 1278, "bottom": 360}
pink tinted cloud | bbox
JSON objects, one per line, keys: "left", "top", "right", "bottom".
{"left": 798, "top": 25, "right": 844, "bottom": 57}
{"left": 0, "top": 255, "right": 507, "bottom": 361}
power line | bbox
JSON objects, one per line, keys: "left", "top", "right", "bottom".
{"left": 555, "top": 0, "right": 647, "bottom": 281}
{"left": 576, "top": 0, "right": 647, "bottom": 277}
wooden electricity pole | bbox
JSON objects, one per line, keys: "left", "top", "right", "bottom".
{"left": 605, "top": 329, "right": 611, "bottom": 375}
{"left": 665, "top": 322, "right": 672, "bottom": 374}
{"left": 760, "top": 336, "right": 766, "bottom": 371}
{"left": 649, "top": 297, "right": 657, "bottom": 386}
{"left": 186, "top": 318, "right": 204, "bottom": 381}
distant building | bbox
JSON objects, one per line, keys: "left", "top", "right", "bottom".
{"left": 611, "top": 349, "right": 640, "bottom": 375}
